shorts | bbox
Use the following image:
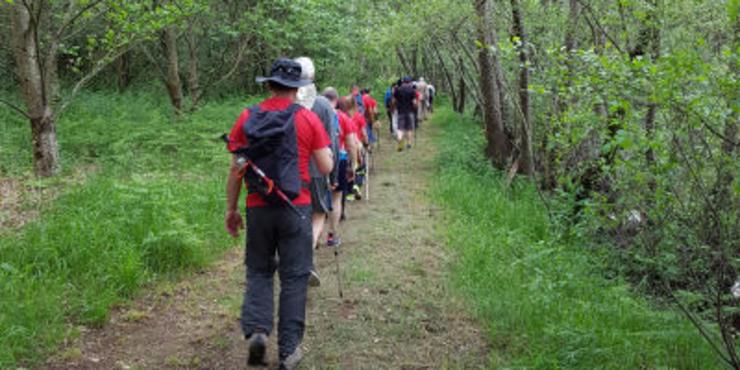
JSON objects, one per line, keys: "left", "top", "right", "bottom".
{"left": 397, "top": 112, "right": 415, "bottom": 132}
{"left": 309, "top": 177, "right": 331, "bottom": 214}
{"left": 336, "top": 159, "right": 350, "bottom": 193}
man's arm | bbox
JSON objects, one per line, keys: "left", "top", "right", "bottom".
{"left": 225, "top": 156, "right": 244, "bottom": 237}
{"left": 313, "top": 147, "right": 334, "bottom": 175}
{"left": 345, "top": 132, "right": 359, "bottom": 170}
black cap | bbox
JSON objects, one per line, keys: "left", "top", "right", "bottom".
{"left": 256, "top": 58, "right": 312, "bottom": 88}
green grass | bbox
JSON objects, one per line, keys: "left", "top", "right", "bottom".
{"left": 0, "top": 91, "right": 256, "bottom": 367}
{"left": 430, "top": 106, "right": 724, "bottom": 369}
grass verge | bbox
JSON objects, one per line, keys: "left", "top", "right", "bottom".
{"left": 430, "top": 106, "right": 724, "bottom": 369}
{"left": 0, "top": 92, "right": 253, "bottom": 367}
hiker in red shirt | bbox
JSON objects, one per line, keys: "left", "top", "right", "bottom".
{"left": 342, "top": 95, "right": 367, "bottom": 146}
{"left": 224, "top": 58, "right": 333, "bottom": 370}
{"left": 322, "top": 88, "right": 358, "bottom": 244}
{"left": 361, "top": 88, "right": 378, "bottom": 143}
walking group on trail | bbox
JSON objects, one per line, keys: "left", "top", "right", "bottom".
{"left": 223, "top": 56, "right": 434, "bottom": 369}
{"left": 385, "top": 76, "right": 435, "bottom": 152}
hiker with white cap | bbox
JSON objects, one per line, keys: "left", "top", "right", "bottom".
{"left": 294, "top": 56, "right": 340, "bottom": 288}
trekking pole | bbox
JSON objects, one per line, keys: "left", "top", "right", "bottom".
{"left": 365, "top": 150, "right": 370, "bottom": 202}
{"left": 333, "top": 244, "right": 343, "bottom": 298}
{"left": 221, "top": 135, "right": 306, "bottom": 220}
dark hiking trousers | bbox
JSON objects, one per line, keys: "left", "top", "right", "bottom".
{"left": 241, "top": 205, "right": 312, "bottom": 361}
{"left": 387, "top": 109, "right": 393, "bottom": 133}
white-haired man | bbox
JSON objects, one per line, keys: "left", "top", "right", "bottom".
{"left": 295, "top": 57, "right": 339, "bottom": 288}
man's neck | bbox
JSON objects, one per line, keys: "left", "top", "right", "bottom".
{"left": 271, "top": 91, "right": 297, "bottom": 101}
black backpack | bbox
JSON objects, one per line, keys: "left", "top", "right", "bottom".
{"left": 241, "top": 104, "right": 304, "bottom": 202}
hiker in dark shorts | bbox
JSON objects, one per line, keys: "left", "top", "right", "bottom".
{"left": 393, "top": 76, "right": 418, "bottom": 151}
{"left": 224, "top": 58, "right": 333, "bottom": 370}
{"left": 295, "top": 57, "right": 339, "bottom": 288}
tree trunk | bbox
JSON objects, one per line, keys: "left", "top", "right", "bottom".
{"left": 642, "top": 0, "right": 660, "bottom": 169}
{"left": 431, "top": 44, "right": 458, "bottom": 110}
{"left": 117, "top": 51, "right": 131, "bottom": 92}
{"left": 396, "top": 46, "right": 412, "bottom": 75}
{"left": 11, "top": 2, "right": 60, "bottom": 177}
{"left": 564, "top": 0, "right": 579, "bottom": 54}
{"left": 410, "top": 46, "right": 419, "bottom": 77}
{"left": 30, "top": 115, "right": 61, "bottom": 176}
{"left": 457, "top": 55, "right": 466, "bottom": 113}
{"left": 475, "top": 0, "right": 508, "bottom": 168}
{"left": 161, "top": 26, "right": 183, "bottom": 113}
{"left": 186, "top": 21, "right": 200, "bottom": 107}
{"left": 511, "top": 0, "right": 534, "bottom": 175}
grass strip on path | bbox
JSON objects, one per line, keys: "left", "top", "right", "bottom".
{"left": 430, "top": 106, "right": 723, "bottom": 369}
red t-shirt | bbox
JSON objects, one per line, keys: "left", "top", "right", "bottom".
{"left": 352, "top": 112, "right": 367, "bottom": 141}
{"left": 227, "top": 97, "right": 330, "bottom": 208}
{"left": 337, "top": 110, "right": 354, "bottom": 151}
{"left": 362, "top": 94, "right": 377, "bottom": 113}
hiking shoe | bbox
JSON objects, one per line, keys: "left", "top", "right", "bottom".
{"left": 309, "top": 270, "right": 321, "bottom": 287}
{"left": 397, "top": 141, "right": 404, "bottom": 152}
{"left": 246, "top": 332, "right": 268, "bottom": 366}
{"left": 406, "top": 144, "right": 412, "bottom": 150}
{"left": 352, "top": 185, "right": 362, "bottom": 200}
{"left": 326, "top": 235, "right": 342, "bottom": 248}
{"left": 279, "top": 347, "right": 303, "bottom": 370}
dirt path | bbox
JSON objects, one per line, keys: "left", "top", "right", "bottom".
{"left": 45, "top": 120, "right": 490, "bottom": 369}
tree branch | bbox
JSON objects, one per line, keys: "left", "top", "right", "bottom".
{"left": 54, "top": 0, "right": 105, "bottom": 40}
{"left": 0, "top": 98, "right": 31, "bottom": 119}
{"left": 53, "top": 47, "right": 129, "bottom": 119}
{"left": 576, "top": 0, "right": 626, "bottom": 54}
{"left": 665, "top": 285, "right": 734, "bottom": 367}
{"left": 192, "top": 37, "right": 250, "bottom": 108}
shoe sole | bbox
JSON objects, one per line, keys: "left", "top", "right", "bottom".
{"left": 308, "top": 271, "right": 321, "bottom": 287}
{"left": 247, "top": 336, "right": 266, "bottom": 366}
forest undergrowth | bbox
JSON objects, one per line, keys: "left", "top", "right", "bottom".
{"left": 430, "top": 107, "right": 725, "bottom": 369}
{"left": 0, "top": 92, "right": 251, "bottom": 367}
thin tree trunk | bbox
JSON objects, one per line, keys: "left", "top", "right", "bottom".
{"left": 117, "top": 51, "right": 131, "bottom": 92}
{"left": 161, "top": 26, "right": 183, "bottom": 113}
{"left": 11, "top": 2, "right": 60, "bottom": 177}
{"left": 396, "top": 46, "right": 412, "bottom": 75}
{"left": 186, "top": 21, "right": 200, "bottom": 107}
{"left": 511, "top": 0, "right": 534, "bottom": 175}
{"left": 564, "top": 0, "right": 579, "bottom": 54}
{"left": 410, "top": 46, "right": 419, "bottom": 77}
{"left": 475, "top": 0, "right": 508, "bottom": 168}
{"left": 642, "top": 0, "right": 660, "bottom": 168}
{"left": 458, "top": 55, "right": 466, "bottom": 113}
{"left": 431, "top": 43, "right": 458, "bottom": 110}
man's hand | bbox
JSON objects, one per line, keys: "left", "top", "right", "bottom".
{"left": 225, "top": 210, "right": 244, "bottom": 238}
{"left": 346, "top": 168, "right": 355, "bottom": 183}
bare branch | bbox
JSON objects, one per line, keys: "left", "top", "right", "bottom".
{"left": 193, "top": 37, "right": 251, "bottom": 107}
{"left": 576, "top": 0, "right": 626, "bottom": 54}
{"left": 0, "top": 98, "right": 31, "bottom": 119}
{"left": 665, "top": 285, "right": 734, "bottom": 367}
{"left": 53, "top": 47, "right": 129, "bottom": 119}
{"left": 139, "top": 43, "right": 168, "bottom": 81}
{"left": 54, "top": 0, "right": 105, "bottom": 40}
